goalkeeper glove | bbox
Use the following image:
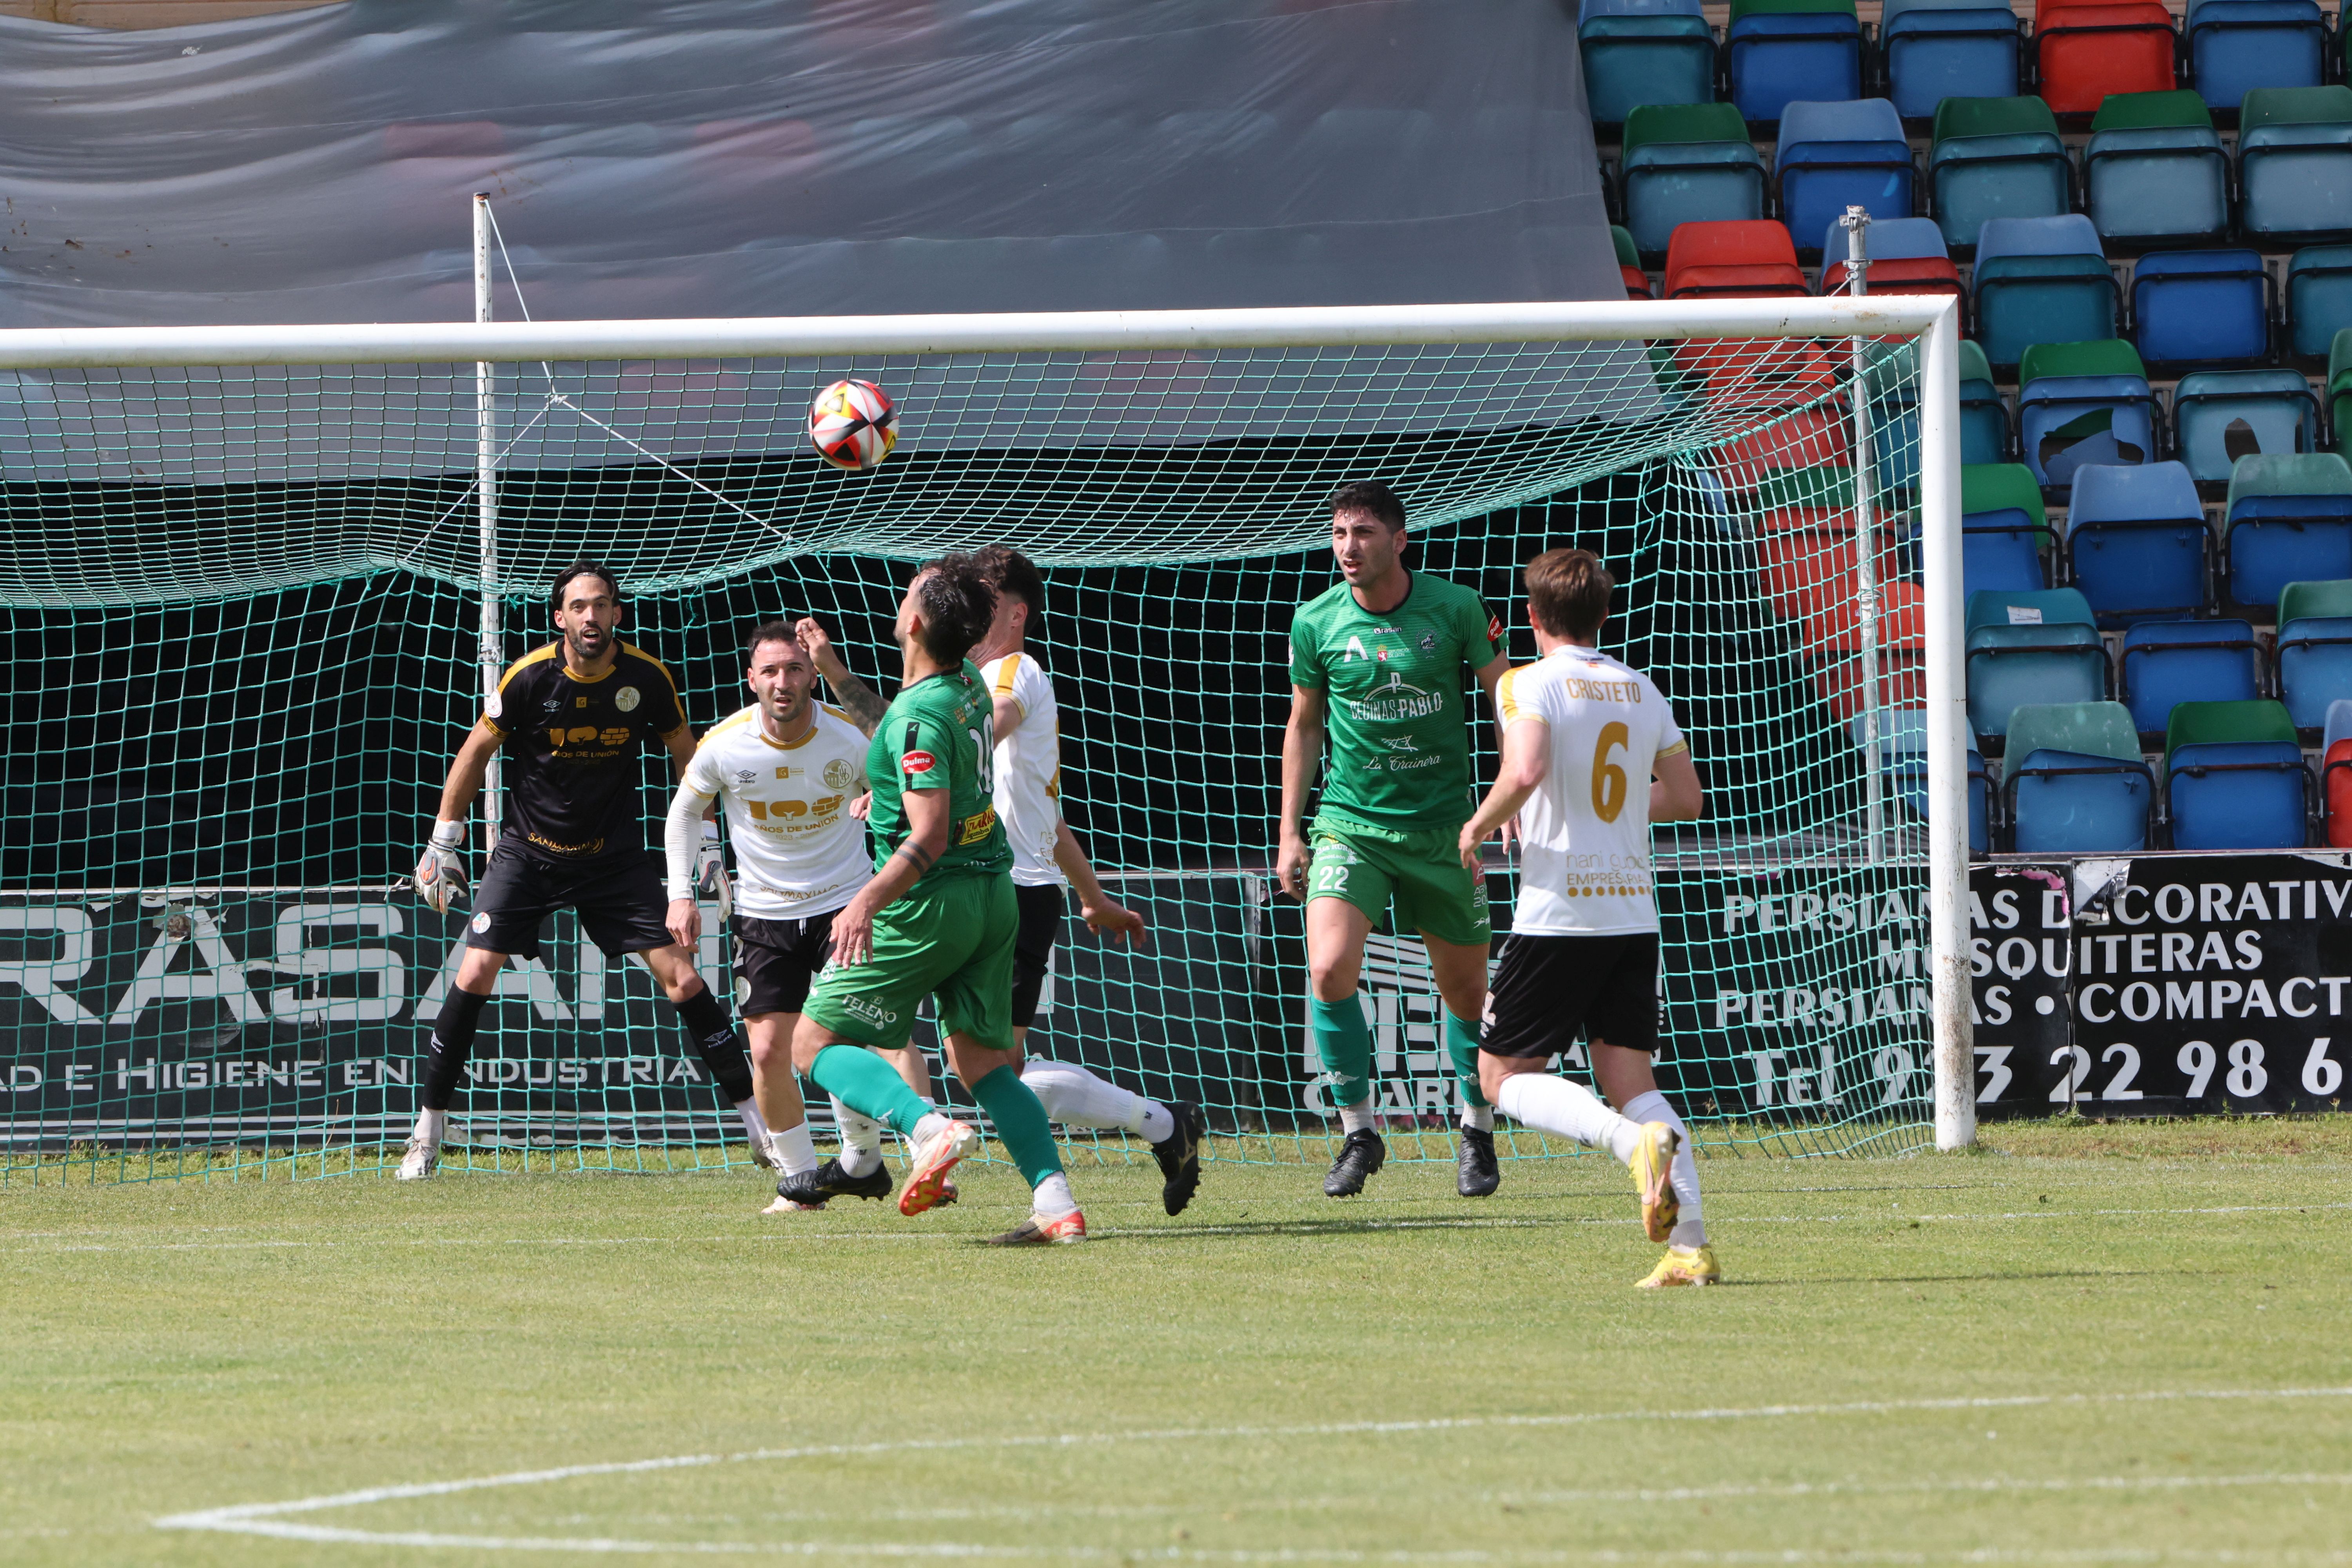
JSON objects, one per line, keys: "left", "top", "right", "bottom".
{"left": 415, "top": 820, "right": 469, "bottom": 915}
{"left": 695, "top": 821, "right": 732, "bottom": 924}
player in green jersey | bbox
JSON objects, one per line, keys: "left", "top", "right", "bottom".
{"left": 1279, "top": 480, "right": 1512, "bottom": 1200}
{"left": 790, "top": 553, "right": 1086, "bottom": 1245}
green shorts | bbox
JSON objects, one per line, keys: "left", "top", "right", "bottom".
{"left": 800, "top": 873, "right": 1018, "bottom": 1053}
{"left": 1305, "top": 817, "right": 1492, "bottom": 948}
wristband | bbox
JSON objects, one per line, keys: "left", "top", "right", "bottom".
{"left": 430, "top": 820, "right": 465, "bottom": 849}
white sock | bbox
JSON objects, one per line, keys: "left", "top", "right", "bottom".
{"left": 1032, "top": 1171, "right": 1078, "bottom": 1217}
{"left": 411, "top": 1107, "right": 446, "bottom": 1145}
{"left": 1021, "top": 1058, "right": 1151, "bottom": 1134}
{"left": 1622, "top": 1090, "right": 1706, "bottom": 1247}
{"left": 1461, "top": 1104, "right": 1495, "bottom": 1133}
{"left": 736, "top": 1097, "right": 771, "bottom": 1150}
{"left": 831, "top": 1096, "right": 884, "bottom": 1176}
{"left": 1495, "top": 1074, "right": 1641, "bottom": 1163}
{"left": 1138, "top": 1101, "right": 1176, "bottom": 1143}
{"left": 768, "top": 1120, "right": 819, "bottom": 1178}
{"left": 1337, "top": 1099, "right": 1376, "bottom": 1136}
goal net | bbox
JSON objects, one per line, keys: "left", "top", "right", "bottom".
{"left": 0, "top": 301, "right": 1970, "bottom": 1182}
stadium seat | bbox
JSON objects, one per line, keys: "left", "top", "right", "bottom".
{"left": 1664, "top": 220, "right": 1810, "bottom": 298}
{"left": 2016, "top": 339, "right": 2158, "bottom": 489}
{"left": 2129, "top": 249, "right": 2270, "bottom": 372}
{"left": 1880, "top": 0, "right": 2025, "bottom": 121}
{"left": 2287, "top": 247, "right": 2352, "bottom": 363}
{"left": 2274, "top": 579, "right": 2352, "bottom": 731}
{"left": 2171, "top": 370, "right": 2319, "bottom": 485}
{"left": 1775, "top": 100, "right": 1915, "bottom": 260}
{"left": 1964, "top": 586, "right": 2109, "bottom": 746}
{"left": 1725, "top": 0, "right": 1864, "bottom": 125}
{"left": 1580, "top": 0, "right": 1717, "bottom": 127}
{"left": 2331, "top": 328, "right": 2352, "bottom": 436}
{"left": 1818, "top": 216, "right": 1964, "bottom": 303}
{"left": 1854, "top": 710, "right": 1994, "bottom": 852}
{"left": 1751, "top": 466, "right": 1911, "bottom": 622}
{"left": 2163, "top": 699, "right": 2309, "bottom": 848}
{"left": 2118, "top": 617, "right": 2262, "bottom": 738}
{"left": 1958, "top": 339, "right": 2011, "bottom": 464}
{"left": 2184, "top": 0, "right": 2327, "bottom": 113}
{"left": 2031, "top": 0, "right": 2180, "bottom": 119}
{"left": 1973, "top": 215, "right": 2118, "bottom": 373}
{"left": 2322, "top": 697, "right": 2352, "bottom": 845}
{"left": 2238, "top": 87, "right": 2352, "bottom": 246}
{"left": 1928, "top": 96, "right": 2071, "bottom": 252}
{"left": 2224, "top": 451, "right": 2352, "bottom": 610}
{"left": 1962, "top": 461, "right": 2051, "bottom": 595}
{"left": 1801, "top": 579, "right": 1928, "bottom": 720}
{"left": 1619, "top": 104, "right": 1770, "bottom": 262}
{"left": 2064, "top": 461, "right": 2212, "bottom": 626}
{"left": 2082, "top": 93, "right": 2230, "bottom": 247}
{"left": 1612, "top": 225, "right": 1653, "bottom": 298}
{"left": 1968, "top": 746, "right": 1996, "bottom": 850}
{"left": 2003, "top": 700, "right": 2155, "bottom": 851}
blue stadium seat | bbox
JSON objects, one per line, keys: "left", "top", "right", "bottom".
{"left": 1968, "top": 746, "right": 1994, "bottom": 851}
{"left": 1929, "top": 96, "right": 2071, "bottom": 253}
{"left": 1973, "top": 215, "right": 2118, "bottom": 373}
{"left": 2287, "top": 246, "right": 2352, "bottom": 364}
{"left": 1776, "top": 100, "right": 1915, "bottom": 259}
{"left": 1853, "top": 708, "right": 1978, "bottom": 845}
{"left": 1726, "top": 0, "right": 1864, "bottom": 125}
{"left": 1959, "top": 339, "right": 2010, "bottom": 463}
{"left": 2118, "top": 618, "right": 2262, "bottom": 738}
{"left": 1962, "top": 461, "right": 2049, "bottom": 595}
{"left": 1580, "top": 0, "right": 1717, "bottom": 126}
{"left": 2224, "top": 452, "right": 2352, "bottom": 610}
{"left": 2238, "top": 87, "right": 2352, "bottom": 246}
{"left": 1880, "top": 0, "right": 2024, "bottom": 121}
{"left": 2004, "top": 701, "right": 2154, "bottom": 852}
{"left": 2016, "top": 340, "right": 2157, "bottom": 490}
{"left": 1965, "top": 587, "right": 2109, "bottom": 746}
{"left": 1619, "top": 103, "right": 1770, "bottom": 262}
{"left": 2185, "top": 0, "right": 2326, "bottom": 114}
{"left": 2129, "top": 249, "right": 2270, "bottom": 372}
{"left": 2083, "top": 92, "right": 2230, "bottom": 247}
{"left": 2171, "top": 370, "right": 2320, "bottom": 485}
{"left": 2065, "top": 461, "right": 2211, "bottom": 626}
{"left": 2274, "top": 579, "right": 2352, "bottom": 731}
{"left": 2164, "top": 699, "right": 2309, "bottom": 848}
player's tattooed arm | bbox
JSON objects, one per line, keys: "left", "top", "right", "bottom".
{"left": 794, "top": 616, "right": 889, "bottom": 736}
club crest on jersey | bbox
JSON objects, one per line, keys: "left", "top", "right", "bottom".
{"left": 615, "top": 686, "right": 641, "bottom": 713}
{"left": 823, "top": 758, "right": 858, "bottom": 790}
{"left": 902, "top": 750, "right": 937, "bottom": 775}
{"left": 485, "top": 692, "right": 503, "bottom": 719}
{"left": 1420, "top": 633, "right": 1436, "bottom": 652}
{"left": 470, "top": 912, "right": 490, "bottom": 933}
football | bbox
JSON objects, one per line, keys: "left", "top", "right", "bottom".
{"left": 807, "top": 377, "right": 898, "bottom": 472}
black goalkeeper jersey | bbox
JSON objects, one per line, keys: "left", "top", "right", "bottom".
{"left": 481, "top": 641, "right": 686, "bottom": 861}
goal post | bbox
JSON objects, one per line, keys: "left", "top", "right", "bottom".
{"left": 0, "top": 295, "right": 1972, "bottom": 1178}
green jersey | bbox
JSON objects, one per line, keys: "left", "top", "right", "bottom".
{"left": 1288, "top": 572, "right": 1504, "bottom": 833}
{"left": 864, "top": 659, "right": 1010, "bottom": 882}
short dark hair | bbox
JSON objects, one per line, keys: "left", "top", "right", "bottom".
{"left": 1327, "top": 479, "right": 1406, "bottom": 532}
{"left": 910, "top": 553, "right": 998, "bottom": 664}
{"left": 745, "top": 619, "right": 805, "bottom": 660}
{"left": 550, "top": 562, "right": 622, "bottom": 615}
{"left": 972, "top": 544, "right": 1044, "bottom": 622}
{"left": 1525, "top": 548, "right": 1614, "bottom": 641}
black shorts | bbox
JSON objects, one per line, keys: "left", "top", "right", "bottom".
{"left": 465, "top": 842, "right": 672, "bottom": 961}
{"left": 1012, "top": 883, "right": 1066, "bottom": 1030}
{"left": 731, "top": 911, "right": 840, "bottom": 1017}
{"left": 1479, "top": 931, "right": 1660, "bottom": 1059}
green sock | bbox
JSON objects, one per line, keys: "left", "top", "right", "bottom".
{"left": 971, "top": 1065, "right": 1063, "bottom": 1187}
{"left": 1445, "top": 1010, "right": 1488, "bottom": 1110}
{"left": 808, "top": 1044, "right": 933, "bottom": 1136}
{"left": 1309, "top": 994, "right": 1374, "bottom": 1106}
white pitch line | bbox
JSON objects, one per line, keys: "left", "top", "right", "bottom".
{"left": 153, "top": 1385, "right": 2352, "bottom": 1555}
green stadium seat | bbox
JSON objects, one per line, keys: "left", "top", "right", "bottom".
{"left": 1619, "top": 103, "right": 1769, "bottom": 263}
{"left": 2163, "top": 699, "right": 2309, "bottom": 849}
{"left": 1959, "top": 338, "right": 2010, "bottom": 464}
{"left": 2238, "top": 86, "right": 2352, "bottom": 245}
{"left": 2275, "top": 579, "right": 2352, "bottom": 731}
{"left": 1929, "top": 95, "right": 2071, "bottom": 252}
{"left": 2016, "top": 339, "right": 2156, "bottom": 490}
{"left": 1611, "top": 225, "right": 1651, "bottom": 298}
{"left": 2002, "top": 699, "right": 2153, "bottom": 852}
{"left": 1962, "top": 461, "right": 2050, "bottom": 595}
{"left": 2225, "top": 450, "right": 2352, "bottom": 610}
{"left": 2083, "top": 91, "right": 2229, "bottom": 246}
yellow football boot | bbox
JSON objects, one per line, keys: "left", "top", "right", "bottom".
{"left": 1629, "top": 1120, "right": 1681, "bottom": 1242}
{"left": 1637, "top": 1244, "right": 1721, "bottom": 1288}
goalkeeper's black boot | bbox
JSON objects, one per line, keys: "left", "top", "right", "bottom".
{"left": 1323, "top": 1128, "right": 1387, "bottom": 1197}
{"left": 1151, "top": 1101, "right": 1207, "bottom": 1217}
{"left": 778, "top": 1157, "right": 893, "bottom": 1207}
{"left": 1456, "top": 1125, "right": 1500, "bottom": 1198}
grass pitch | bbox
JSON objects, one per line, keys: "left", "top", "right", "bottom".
{"left": 6, "top": 1123, "right": 2350, "bottom": 1565}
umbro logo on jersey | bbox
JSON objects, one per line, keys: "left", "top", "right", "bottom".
{"left": 736, "top": 770, "right": 756, "bottom": 785}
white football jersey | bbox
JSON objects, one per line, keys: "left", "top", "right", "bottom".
{"left": 978, "top": 650, "right": 1064, "bottom": 887}
{"left": 1496, "top": 647, "right": 1687, "bottom": 936}
{"left": 681, "top": 703, "right": 873, "bottom": 918}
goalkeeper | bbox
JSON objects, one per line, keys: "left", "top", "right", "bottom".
{"left": 403, "top": 563, "right": 762, "bottom": 1181}
{"left": 1279, "top": 480, "right": 1510, "bottom": 1201}
{"left": 791, "top": 554, "right": 1088, "bottom": 1246}
{"left": 1457, "top": 548, "right": 1716, "bottom": 1288}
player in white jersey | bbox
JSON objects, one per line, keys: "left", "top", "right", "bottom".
{"left": 664, "top": 619, "right": 902, "bottom": 1213}
{"left": 1457, "top": 548, "right": 1719, "bottom": 1287}
{"left": 970, "top": 545, "right": 1207, "bottom": 1216}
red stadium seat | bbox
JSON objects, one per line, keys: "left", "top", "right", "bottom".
{"left": 1714, "top": 407, "right": 1852, "bottom": 479}
{"left": 1664, "top": 220, "right": 1809, "bottom": 299}
{"left": 2326, "top": 737, "right": 2352, "bottom": 846}
{"left": 2032, "top": 0, "right": 2178, "bottom": 117}
{"left": 1799, "top": 581, "right": 1929, "bottom": 720}
{"left": 1670, "top": 336, "right": 1842, "bottom": 416}
{"left": 1623, "top": 262, "right": 1655, "bottom": 298}
{"left": 1818, "top": 255, "right": 1964, "bottom": 298}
